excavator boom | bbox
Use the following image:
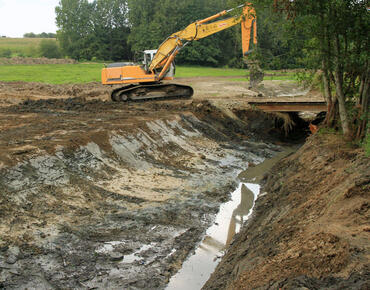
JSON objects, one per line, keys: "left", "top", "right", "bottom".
{"left": 150, "top": 3, "right": 257, "bottom": 74}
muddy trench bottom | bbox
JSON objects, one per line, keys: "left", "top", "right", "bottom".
{"left": 0, "top": 113, "right": 283, "bottom": 289}
{"left": 166, "top": 147, "right": 297, "bottom": 289}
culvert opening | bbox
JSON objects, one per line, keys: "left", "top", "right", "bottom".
{"left": 233, "top": 109, "right": 326, "bottom": 143}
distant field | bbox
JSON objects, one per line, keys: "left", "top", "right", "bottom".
{"left": 176, "top": 66, "right": 247, "bottom": 77}
{"left": 0, "top": 63, "right": 297, "bottom": 84}
{"left": 0, "top": 38, "right": 56, "bottom": 57}
{"left": 0, "top": 63, "right": 102, "bottom": 84}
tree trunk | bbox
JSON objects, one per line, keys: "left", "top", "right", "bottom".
{"left": 334, "top": 34, "right": 352, "bottom": 139}
{"left": 356, "top": 69, "right": 369, "bottom": 139}
{"left": 322, "top": 60, "right": 338, "bottom": 126}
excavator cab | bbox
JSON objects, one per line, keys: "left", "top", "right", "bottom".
{"left": 143, "top": 50, "right": 157, "bottom": 72}
{"left": 142, "top": 49, "right": 175, "bottom": 78}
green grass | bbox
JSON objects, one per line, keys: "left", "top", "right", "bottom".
{"left": 0, "top": 62, "right": 299, "bottom": 84}
{"left": 0, "top": 63, "right": 103, "bottom": 84}
{"left": 176, "top": 66, "right": 246, "bottom": 77}
{"left": 0, "top": 38, "right": 54, "bottom": 57}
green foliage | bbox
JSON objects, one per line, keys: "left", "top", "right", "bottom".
{"left": 39, "top": 40, "right": 62, "bottom": 59}
{"left": 53, "top": 0, "right": 306, "bottom": 68}
{"left": 0, "top": 49, "right": 12, "bottom": 58}
{"left": 0, "top": 38, "right": 55, "bottom": 58}
{"left": 127, "top": 0, "right": 240, "bottom": 66}
{"left": 364, "top": 131, "right": 370, "bottom": 157}
{"left": 318, "top": 127, "right": 338, "bottom": 135}
{"left": 23, "top": 32, "right": 56, "bottom": 38}
{"left": 56, "top": 0, "right": 95, "bottom": 60}
{"left": 242, "top": 0, "right": 369, "bottom": 140}
{"left": 56, "top": 0, "right": 131, "bottom": 61}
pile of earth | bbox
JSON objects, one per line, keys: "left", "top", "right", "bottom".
{"left": 204, "top": 132, "right": 369, "bottom": 289}
{"left": 0, "top": 57, "right": 77, "bottom": 65}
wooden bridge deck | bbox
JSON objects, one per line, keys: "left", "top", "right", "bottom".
{"left": 248, "top": 101, "right": 327, "bottom": 112}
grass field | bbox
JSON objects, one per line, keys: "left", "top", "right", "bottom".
{"left": 0, "top": 63, "right": 102, "bottom": 84}
{"left": 0, "top": 63, "right": 297, "bottom": 84}
{"left": 0, "top": 38, "right": 55, "bottom": 57}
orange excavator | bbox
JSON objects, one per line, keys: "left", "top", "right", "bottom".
{"left": 101, "top": 3, "right": 257, "bottom": 102}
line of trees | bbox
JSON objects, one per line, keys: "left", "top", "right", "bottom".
{"left": 238, "top": 0, "right": 369, "bottom": 141}
{"left": 54, "top": 0, "right": 303, "bottom": 68}
{"left": 23, "top": 32, "right": 57, "bottom": 38}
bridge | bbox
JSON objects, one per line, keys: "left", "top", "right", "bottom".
{"left": 248, "top": 101, "right": 327, "bottom": 112}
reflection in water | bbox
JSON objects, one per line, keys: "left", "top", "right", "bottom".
{"left": 166, "top": 183, "right": 260, "bottom": 290}
{"left": 166, "top": 146, "right": 298, "bottom": 290}
{"left": 226, "top": 184, "right": 255, "bottom": 246}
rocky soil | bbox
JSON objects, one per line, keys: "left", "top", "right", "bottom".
{"left": 204, "top": 133, "right": 369, "bottom": 289}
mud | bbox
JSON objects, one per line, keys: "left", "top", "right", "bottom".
{"left": 204, "top": 133, "right": 370, "bottom": 290}
{"left": 0, "top": 85, "right": 286, "bottom": 289}
{"left": 0, "top": 78, "right": 336, "bottom": 289}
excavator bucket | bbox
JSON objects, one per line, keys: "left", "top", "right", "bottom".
{"left": 241, "top": 4, "right": 257, "bottom": 56}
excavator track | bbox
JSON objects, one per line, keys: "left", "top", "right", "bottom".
{"left": 111, "top": 83, "right": 193, "bottom": 102}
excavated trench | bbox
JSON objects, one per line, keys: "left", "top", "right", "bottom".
{"left": 0, "top": 99, "right": 309, "bottom": 289}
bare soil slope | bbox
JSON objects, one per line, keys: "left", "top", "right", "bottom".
{"left": 204, "top": 134, "right": 369, "bottom": 289}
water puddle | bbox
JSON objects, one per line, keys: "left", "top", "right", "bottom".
{"left": 166, "top": 183, "right": 259, "bottom": 290}
{"left": 120, "top": 244, "right": 153, "bottom": 264}
{"left": 166, "top": 146, "right": 299, "bottom": 290}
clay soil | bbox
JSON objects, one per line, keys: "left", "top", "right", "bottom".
{"left": 1, "top": 77, "right": 367, "bottom": 289}
{"left": 204, "top": 133, "right": 369, "bottom": 289}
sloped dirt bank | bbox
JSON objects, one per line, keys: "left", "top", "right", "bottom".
{"left": 204, "top": 133, "right": 369, "bottom": 290}
{"left": 0, "top": 98, "right": 287, "bottom": 289}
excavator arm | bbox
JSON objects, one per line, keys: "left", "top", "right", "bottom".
{"left": 150, "top": 3, "right": 257, "bottom": 79}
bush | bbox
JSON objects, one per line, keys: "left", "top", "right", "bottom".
{"left": 0, "top": 49, "right": 12, "bottom": 58}
{"left": 39, "top": 40, "right": 61, "bottom": 59}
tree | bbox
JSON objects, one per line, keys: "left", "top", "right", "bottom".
{"left": 239, "top": 0, "right": 369, "bottom": 141}
{"left": 127, "top": 0, "right": 242, "bottom": 66}
{"left": 55, "top": 0, "right": 131, "bottom": 61}
{"left": 56, "top": 0, "right": 95, "bottom": 60}
{"left": 23, "top": 32, "right": 36, "bottom": 38}
{"left": 23, "top": 32, "right": 57, "bottom": 38}
{"left": 39, "top": 40, "right": 62, "bottom": 59}
{"left": 91, "top": 0, "right": 131, "bottom": 61}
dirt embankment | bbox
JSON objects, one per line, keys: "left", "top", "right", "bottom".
{"left": 0, "top": 57, "right": 77, "bottom": 65}
{"left": 204, "top": 133, "right": 369, "bottom": 289}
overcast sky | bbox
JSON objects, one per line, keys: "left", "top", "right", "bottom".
{"left": 0, "top": 0, "right": 61, "bottom": 37}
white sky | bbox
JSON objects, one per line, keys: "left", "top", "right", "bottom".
{"left": 0, "top": 0, "right": 92, "bottom": 38}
